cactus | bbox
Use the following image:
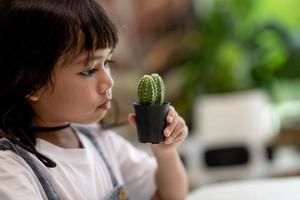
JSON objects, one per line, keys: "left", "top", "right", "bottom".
{"left": 138, "top": 73, "right": 165, "bottom": 105}
{"left": 151, "top": 73, "right": 165, "bottom": 104}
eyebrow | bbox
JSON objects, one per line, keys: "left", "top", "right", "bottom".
{"left": 76, "top": 50, "right": 114, "bottom": 66}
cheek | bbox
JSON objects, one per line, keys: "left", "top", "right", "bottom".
{"left": 31, "top": 66, "right": 110, "bottom": 123}
{"left": 56, "top": 86, "right": 96, "bottom": 108}
{"left": 44, "top": 81, "right": 98, "bottom": 116}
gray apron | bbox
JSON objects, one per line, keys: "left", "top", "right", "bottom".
{"left": 0, "top": 127, "right": 129, "bottom": 200}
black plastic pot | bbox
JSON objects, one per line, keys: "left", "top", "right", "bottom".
{"left": 133, "top": 102, "right": 170, "bottom": 144}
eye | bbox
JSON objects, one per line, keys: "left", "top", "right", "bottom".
{"left": 104, "top": 60, "right": 115, "bottom": 69}
{"left": 80, "top": 66, "right": 98, "bottom": 77}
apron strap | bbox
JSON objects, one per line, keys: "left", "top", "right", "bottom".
{"left": 0, "top": 139, "right": 60, "bottom": 200}
{"left": 103, "top": 185, "right": 128, "bottom": 200}
{"left": 74, "top": 126, "right": 119, "bottom": 188}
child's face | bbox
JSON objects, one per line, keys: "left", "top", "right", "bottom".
{"left": 30, "top": 48, "right": 114, "bottom": 126}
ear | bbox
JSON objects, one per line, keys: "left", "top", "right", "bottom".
{"left": 28, "top": 95, "right": 40, "bottom": 101}
{"left": 25, "top": 90, "right": 43, "bottom": 102}
{"left": 26, "top": 94, "right": 40, "bottom": 102}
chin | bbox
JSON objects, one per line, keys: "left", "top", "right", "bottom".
{"left": 86, "top": 111, "right": 107, "bottom": 124}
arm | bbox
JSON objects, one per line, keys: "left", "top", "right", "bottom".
{"left": 151, "top": 148, "right": 188, "bottom": 200}
{"left": 151, "top": 106, "right": 189, "bottom": 200}
{"left": 129, "top": 106, "right": 189, "bottom": 200}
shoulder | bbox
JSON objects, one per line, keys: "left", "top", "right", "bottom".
{"left": 0, "top": 139, "right": 37, "bottom": 177}
{"left": 0, "top": 139, "right": 26, "bottom": 166}
{"left": 0, "top": 140, "right": 46, "bottom": 199}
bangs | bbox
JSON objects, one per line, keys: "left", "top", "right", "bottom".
{"left": 60, "top": 0, "right": 119, "bottom": 65}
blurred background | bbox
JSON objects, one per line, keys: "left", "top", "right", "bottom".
{"left": 99, "top": 0, "right": 300, "bottom": 191}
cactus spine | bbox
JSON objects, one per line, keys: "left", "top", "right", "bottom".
{"left": 138, "top": 74, "right": 165, "bottom": 105}
{"left": 151, "top": 73, "right": 165, "bottom": 104}
{"left": 138, "top": 75, "right": 156, "bottom": 105}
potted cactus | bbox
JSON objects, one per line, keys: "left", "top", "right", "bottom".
{"left": 133, "top": 73, "right": 170, "bottom": 143}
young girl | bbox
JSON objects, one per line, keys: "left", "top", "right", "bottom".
{"left": 0, "top": 0, "right": 188, "bottom": 199}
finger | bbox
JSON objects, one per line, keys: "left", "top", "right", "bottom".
{"left": 165, "top": 121, "right": 185, "bottom": 144}
{"left": 166, "top": 106, "right": 176, "bottom": 124}
{"left": 164, "top": 114, "right": 179, "bottom": 137}
{"left": 127, "top": 113, "right": 136, "bottom": 126}
{"left": 167, "top": 126, "right": 188, "bottom": 144}
{"left": 169, "top": 133, "right": 188, "bottom": 144}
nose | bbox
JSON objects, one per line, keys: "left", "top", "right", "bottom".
{"left": 98, "top": 68, "right": 114, "bottom": 95}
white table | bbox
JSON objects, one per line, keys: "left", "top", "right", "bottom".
{"left": 187, "top": 177, "right": 300, "bottom": 200}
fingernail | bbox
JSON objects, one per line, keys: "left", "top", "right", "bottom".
{"left": 168, "top": 116, "right": 173, "bottom": 123}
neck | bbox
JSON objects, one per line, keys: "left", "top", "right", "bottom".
{"left": 35, "top": 126, "right": 83, "bottom": 149}
{"left": 29, "top": 123, "right": 71, "bottom": 132}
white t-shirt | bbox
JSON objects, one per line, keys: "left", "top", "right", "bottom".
{"left": 0, "top": 124, "right": 157, "bottom": 200}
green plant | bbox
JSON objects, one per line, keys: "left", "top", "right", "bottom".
{"left": 171, "top": 0, "right": 300, "bottom": 126}
{"left": 138, "top": 73, "right": 165, "bottom": 105}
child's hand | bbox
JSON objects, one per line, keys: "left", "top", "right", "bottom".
{"left": 152, "top": 105, "right": 188, "bottom": 152}
{"left": 128, "top": 105, "right": 188, "bottom": 152}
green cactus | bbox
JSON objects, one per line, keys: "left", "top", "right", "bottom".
{"left": 137, "top": 74, "right": 165, "bottom": 105}
{"left": 151, "top": 73, "right": 165, "bottom": 104}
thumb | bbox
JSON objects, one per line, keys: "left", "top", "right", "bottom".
{"left": 127, "top": 113, "right": 136, "bottom": 126}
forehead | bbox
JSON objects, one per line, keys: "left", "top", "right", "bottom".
{"left": 71, "top": 48, "right": 113, "bottom": 65}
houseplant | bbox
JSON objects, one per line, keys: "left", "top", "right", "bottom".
{"left": 133, "top": 73, "right": 170, "bottom": 143}
{"left": 174, "top": 0, "right": 300, "bottom": 126}
{"left": 177, "top": 0, "right": 300, "bottom": 185}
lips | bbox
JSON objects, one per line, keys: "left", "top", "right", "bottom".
{"left": 97, "top": 100, "right": 111, "bottom": 110}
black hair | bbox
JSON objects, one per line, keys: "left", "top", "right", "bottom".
{"left": 0, "top": 0, "right": 118, "bottom": 166}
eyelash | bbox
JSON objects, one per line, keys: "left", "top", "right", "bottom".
{"left": 104, "top": 60, "right": 115, "bottom": 68}
{"left": 80, "top": 60, "right": 115, "bottom": 77}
